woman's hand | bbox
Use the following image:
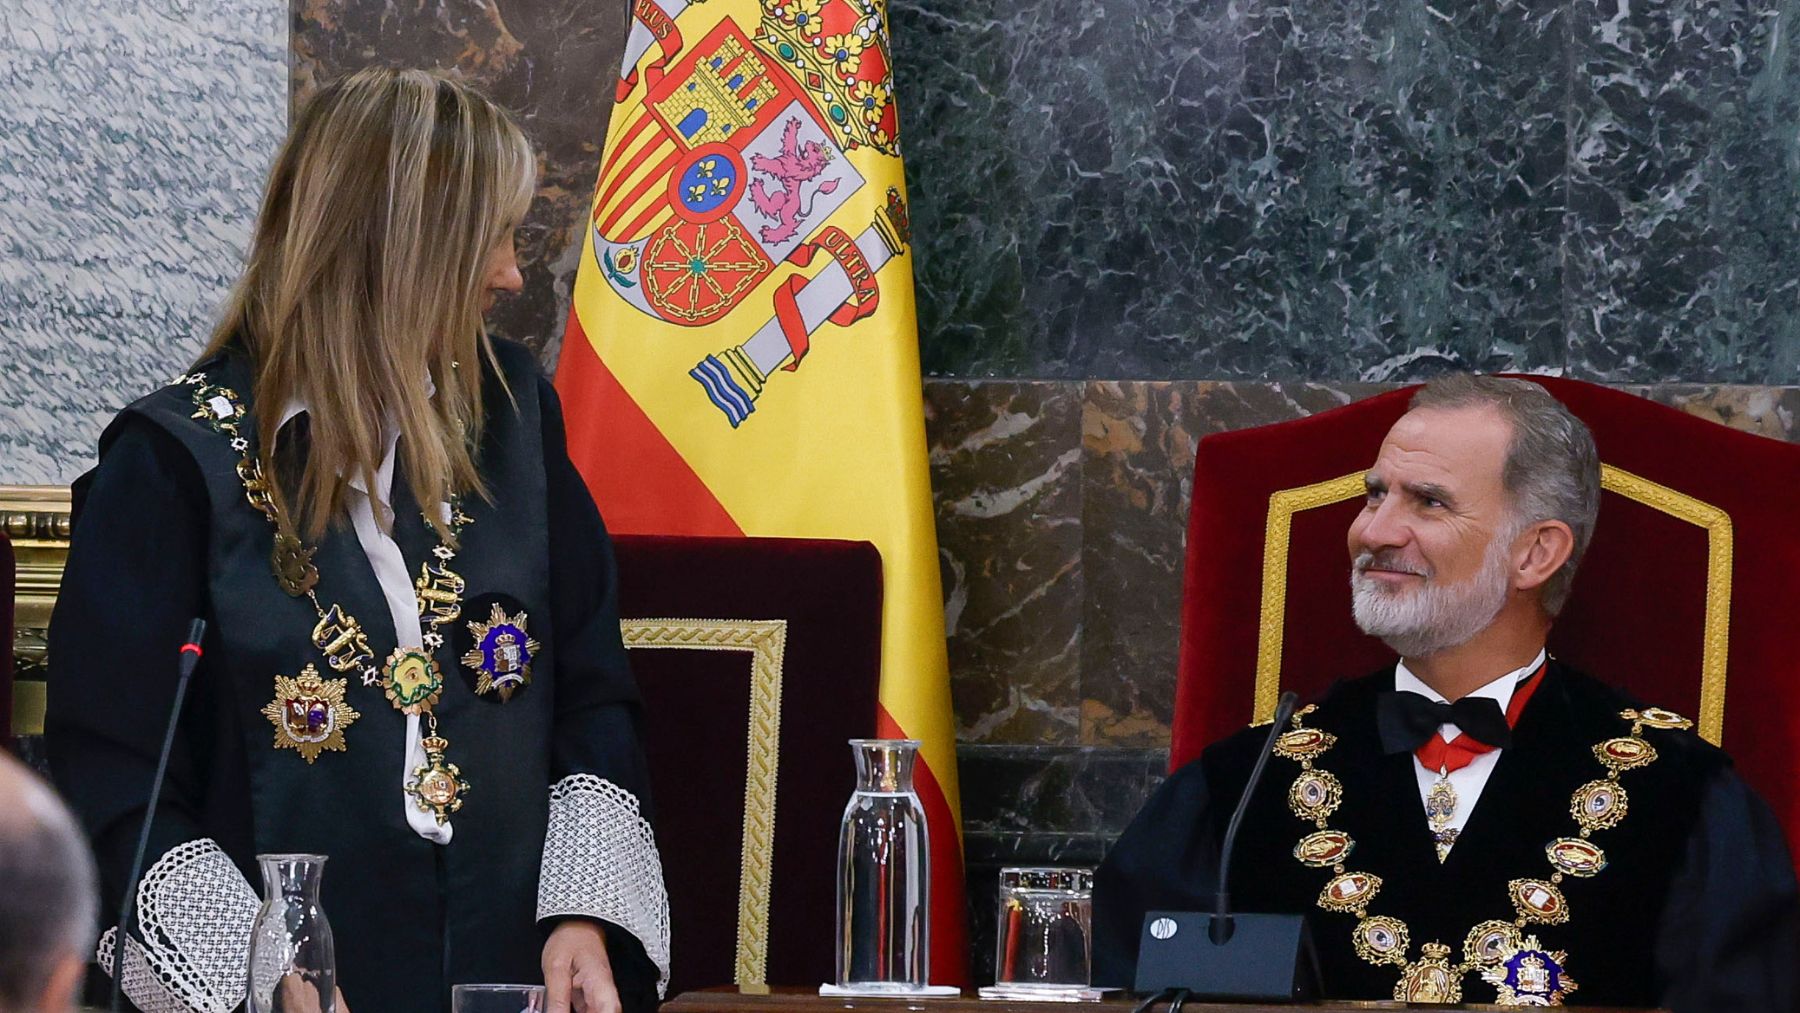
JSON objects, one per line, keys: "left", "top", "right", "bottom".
{"left": 273, "top": 975, "right": 348, "bottom": 1013}
{"left": 543, "top": 920, "right": 621, "bottom": 1013}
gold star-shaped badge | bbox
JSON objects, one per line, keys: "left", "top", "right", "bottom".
{"left": 261, "top": 665, "right": 359, "bottom": 764}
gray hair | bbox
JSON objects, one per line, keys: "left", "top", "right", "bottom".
{"left": 0, "top": 754, "right": 98, "bottom": 1013}
{"left": 1409, "top": 374, "right": 1601, "bottom": 616}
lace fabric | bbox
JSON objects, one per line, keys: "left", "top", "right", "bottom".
{"left": 96, "top": 839, "right": 259, "bottom": 1013}
{"left": 538, "top": 774, "right": 673, "bottom": 995}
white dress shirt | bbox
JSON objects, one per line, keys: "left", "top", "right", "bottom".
{"left": 1393, "top": 648, "right": 1547, "bottom": 849}
{"left": 277, "top": 397, "right": 454, "bottom": 844}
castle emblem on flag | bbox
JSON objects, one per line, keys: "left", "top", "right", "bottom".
{"left": 590, "top": 3, "right": 913, "bottom": 427}
{"left": 558, "top": 0, "right": 969, "bottom": 983}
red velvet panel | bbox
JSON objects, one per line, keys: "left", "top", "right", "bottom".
{"left": 1173, "top": 379, "right": 1800, "bottom": 872}
{"left": 615, "top": 535, "right": 883, "bottom": 993}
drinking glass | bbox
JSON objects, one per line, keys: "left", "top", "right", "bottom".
{"left": 451, "top": 984, "right": 548, "bottom": 1013}
{"left": 993, "top": 867, "right": 1093, "bottom": 990}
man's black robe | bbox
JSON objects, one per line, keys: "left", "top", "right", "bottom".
{"left": 1092, "top": 662, "right": 1799, "bottom": 1012}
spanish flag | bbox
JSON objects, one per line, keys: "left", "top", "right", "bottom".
{"left": 554, "top": 0, "right": 968, "bottom": 986}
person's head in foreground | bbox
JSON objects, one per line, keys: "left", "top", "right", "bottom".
{"left": 1349, "top": 373, "right": 1600, "bottom": 665}
{"left": 203, "top": 66, "right": 537, "bottom": 543}
{"left": 0, "top": 753, "right": 97, "bottom": 1013}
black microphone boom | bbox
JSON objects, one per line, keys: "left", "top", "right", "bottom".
{"left": 109, "top": 618, "right": 207, "bottom": 1013}
{"left": 1133, "top": 689, "right": 1321, "bottom": 1002}
{"left": 1212, "top": 690, "right": 1299, "bottom": 941}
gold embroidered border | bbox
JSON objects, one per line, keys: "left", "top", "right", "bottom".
{"left": 620, "top": 618, "right": 788, "bottom": 985}
{"left": 1253, "top": 474, "right": 1367, "bottom": 725}
{"left": 1597, "top": 466, "right": 1731, "bottom": 745}
{"left": 1252, "top": 465, "right": 1730, "bottom": 745}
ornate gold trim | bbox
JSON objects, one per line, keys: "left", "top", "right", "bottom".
{"left": 620, "top": 617, "right": 788, "bottom": 985}
{"left": 3, "top": 485, "right": 74, "bottom": 737}
{"left": 1253, "top": 474, "right": 1366, "bottom": 724}
{"left": 1252, "top": 465, "right": 1730, "bottom": 745}
{"left": 1598, "top": 466, "right": 1730, "bottom": 745}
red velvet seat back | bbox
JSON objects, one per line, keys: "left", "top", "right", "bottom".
{"left": 615, "top": 534, "right": 882, "bottom": 993}
{"left": 1172, "top": 378, "right": 1800, "bottom": 869}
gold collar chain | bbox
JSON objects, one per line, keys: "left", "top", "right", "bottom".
{"left": 1273, "top": 699, "right": 1694, "bottom": 1005}
{"left": 179, "top": 373, "right": 472, "bottom": 824}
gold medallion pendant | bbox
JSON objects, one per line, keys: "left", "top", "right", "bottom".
{"left": 262, "top": 665, "right": 360, "bottom": 763}
{"left": 383, "top": 647, "right": 445, "bottom": 715}
{"left": 461, "top": 603, "right": 540, "bottom": 702}
{"left": 1425, "top": 776, "right": 1460, "bottom": 863}
{"left": 407, "top": 734, "right": 467, "bottom": 824}
{"left": 1394, "top": 942, "right": 1461, "bottom": 1003}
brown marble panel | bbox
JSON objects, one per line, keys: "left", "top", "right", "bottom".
{"left": 1640, "top": 385, "right": 1800, "bottom": 443}
{"left": 1079, "top": 380, "right": 1389, "bottom": 746}
{"left": 926, "top": 380, "right": 1084, "bottom": 745}
{"left": 291, "top": 0, "right": 630, "bottom": 364}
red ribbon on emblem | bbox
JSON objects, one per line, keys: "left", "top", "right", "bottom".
{"left": 772, "top": 226, "right": 881, "bottom": 371}
{"left": 616, "top": 0, "right": 686, "bottom": 101}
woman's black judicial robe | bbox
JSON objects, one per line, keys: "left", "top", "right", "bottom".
{"left": 46, "top": 339, "right": 664, "bottom": 1013}
{"left": 1092, "top": 662, "right": 1800, "bottom": 1013}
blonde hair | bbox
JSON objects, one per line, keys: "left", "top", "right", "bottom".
{"left": 202, "top": 68, "right": 537, "bottom": 542}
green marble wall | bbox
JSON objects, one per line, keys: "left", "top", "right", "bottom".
{"left": 896, "top": 0, "right": 1800, "bottom": 381}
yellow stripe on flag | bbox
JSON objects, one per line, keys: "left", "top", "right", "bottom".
{"left": 556, "top": 0, "right": 969, "bottom": 985}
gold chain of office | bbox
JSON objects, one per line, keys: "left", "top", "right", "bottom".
{"left": 1272, "top": 701, "right": 1695, "bottom": 1005}
{"left": 177, "top": 372, "right": 471, "bottom": 824}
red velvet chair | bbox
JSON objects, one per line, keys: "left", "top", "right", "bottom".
{"left": 614, "top": 534, "right": 882, "bottom": 994}
{"left": 1171, "top": 378, "right": 1800, "bottom": 874}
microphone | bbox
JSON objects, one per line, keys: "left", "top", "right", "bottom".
{"left": 110, "top": 618, "right": 207, "bottom": 1012}
{"left": 1133, "top": 690, "right": 1321, "bottom": 1002}
{"left": 1211, "top": 690, "right": 1299, "bottom": 942}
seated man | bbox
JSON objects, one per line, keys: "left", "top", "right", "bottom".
{"left": 1092, "top": 374, "right": 1800, "bottom": 1010}
{"left": 0, "top": 752, "right": 98, "bottom": 1013}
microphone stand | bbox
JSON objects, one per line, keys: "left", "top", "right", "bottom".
{"left": 1133, "top": 689, "right": 1319, "bottom": 1002}
{"left": 110, "top": 618, "right": 207, "bottom": 1013}
{"left": 1211, "top": 691, "right": 1299, "bottom": 943}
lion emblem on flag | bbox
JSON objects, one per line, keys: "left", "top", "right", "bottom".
{"left": 590, "top": 0, "right": 911, "bottom": 427}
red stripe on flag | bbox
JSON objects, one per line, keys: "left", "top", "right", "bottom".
{"left": 600, "top": 147, "right": 685, "bottom": 238}
{"left": 878, "top": 704, "right": 970, "bottom": 987}
{"left": 599, "top": 113, "right": 659, "bottom": 184}
{"left": 554, "top": 308, "right": 743, "bottom": 537}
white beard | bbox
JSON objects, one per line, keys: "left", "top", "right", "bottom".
{"left": 1350, "top": 528, "right": 1515, "bottom": 657}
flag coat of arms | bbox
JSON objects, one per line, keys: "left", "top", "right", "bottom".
{"left": 555, "top": 0, "right": 968, "bottom": 985}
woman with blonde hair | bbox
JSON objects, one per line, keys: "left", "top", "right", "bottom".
{"left": 46, "top": 68, "right": 668, "bottom": 1013}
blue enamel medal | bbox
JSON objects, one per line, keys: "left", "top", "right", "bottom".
{"left": 461, "top": 602, "right": 540, "bottom": 701}
{"left": 1482, "top": 935, "right": 1578, "bottom": 1005}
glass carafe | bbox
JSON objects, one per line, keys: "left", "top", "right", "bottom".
{"left": 835, "top": 738, "right": 930, "bottom": 990}
{"left": 246, "top": 853, "right": 335, "bottom": 1013}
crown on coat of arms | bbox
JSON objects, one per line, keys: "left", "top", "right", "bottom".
{"left": 756, "top": 0, "right": 900, "bottom": 155}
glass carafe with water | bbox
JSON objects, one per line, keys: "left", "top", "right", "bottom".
{"left": 835, "top": 738, "right": 930, "bottom": 990}
{"left": 246, "top": 853, "right": 335, "bottom": 1013}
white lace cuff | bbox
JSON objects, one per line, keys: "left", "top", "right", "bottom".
{"left": 96, "top": 839, "right": 259, "bottom": 1013}
{"left": 537, "top": 774, "right": 672, "bottom": 996}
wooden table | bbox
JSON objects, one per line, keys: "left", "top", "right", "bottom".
{"left": 663, "top": 986, "right": 1664, "bottom": 1013}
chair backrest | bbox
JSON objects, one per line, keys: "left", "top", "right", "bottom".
{"left": 1172, "top": 377, "right": 1800, "bottom": 867}
{"left": 615, "top": 534, "right": 882, "bottom": 993}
